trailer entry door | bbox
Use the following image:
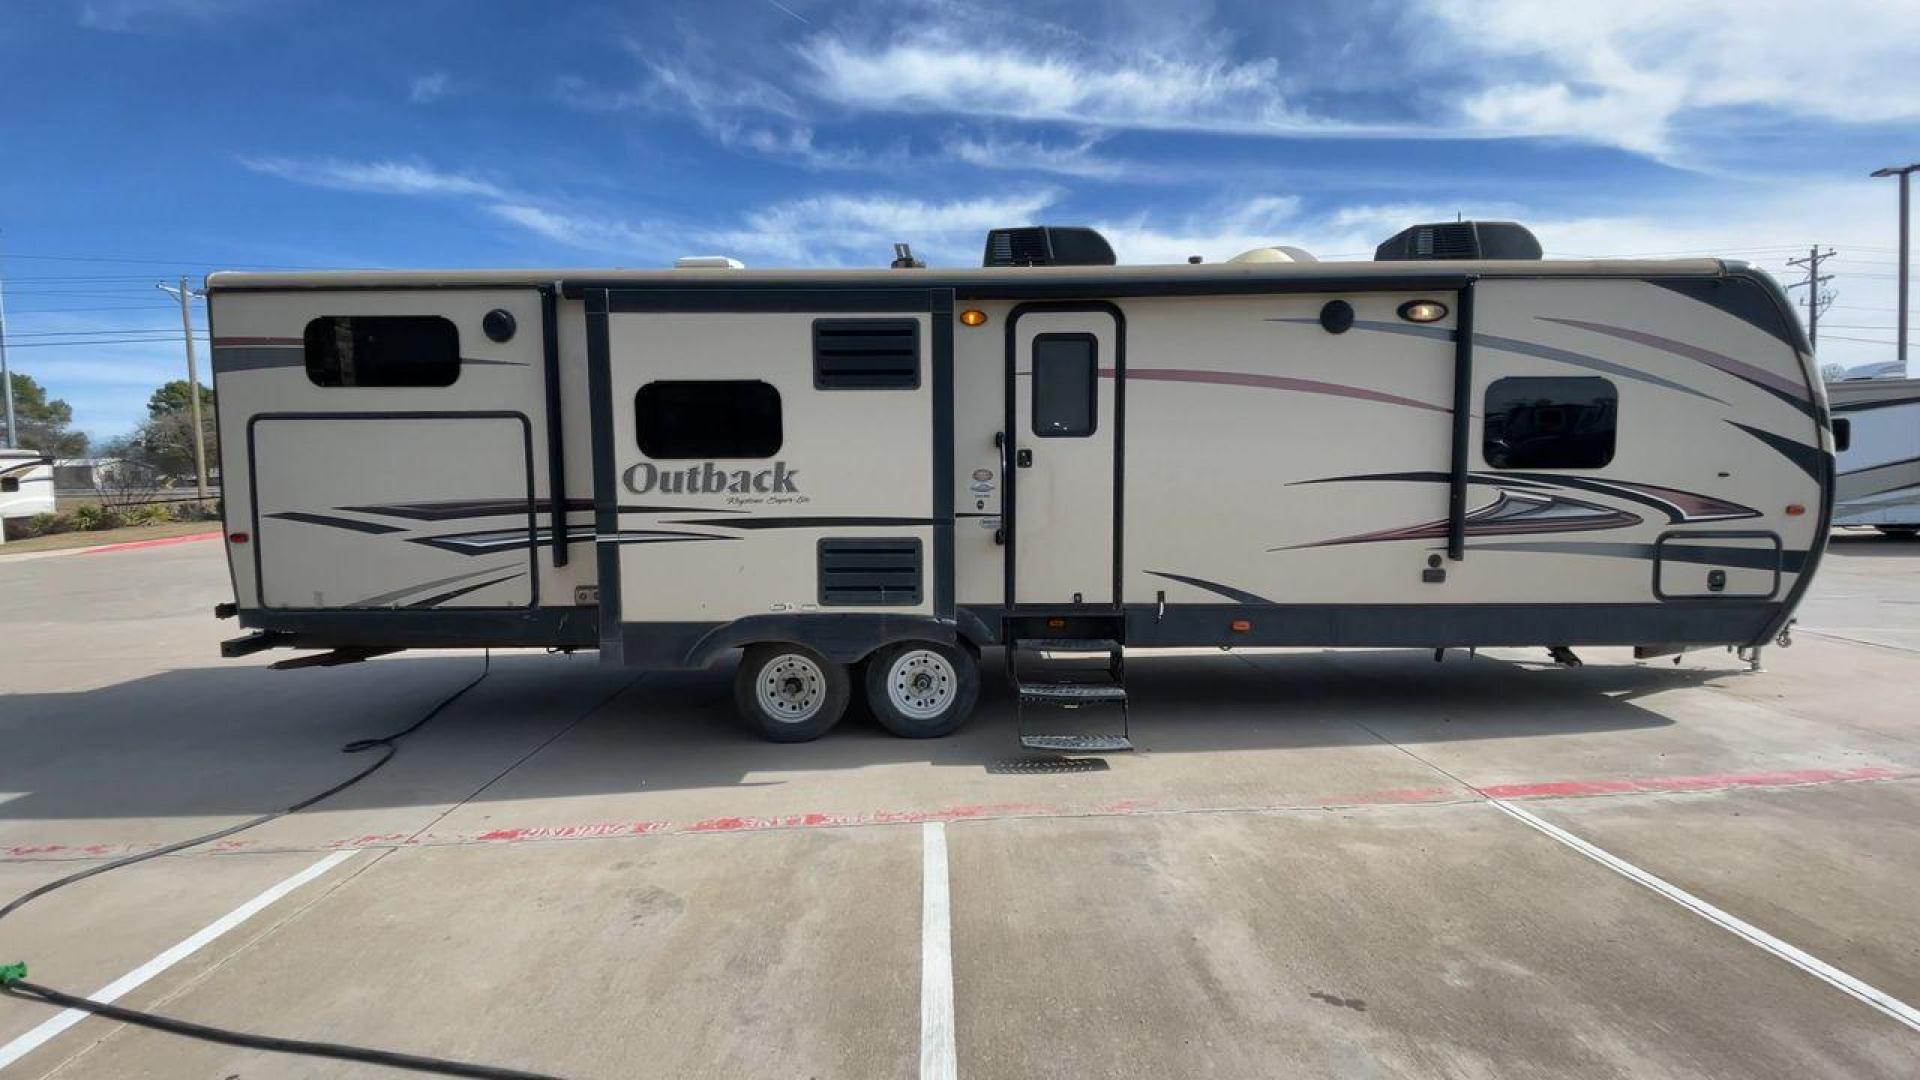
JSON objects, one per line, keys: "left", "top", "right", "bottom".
{"left": 1010, "top": 309, "right": 1119, "bottom": 606}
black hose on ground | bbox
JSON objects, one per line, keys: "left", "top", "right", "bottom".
{"left": 0, "top": 652, "right": 565, "bottom": 1080}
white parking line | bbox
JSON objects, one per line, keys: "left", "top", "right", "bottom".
{"left": 1490, "top": 799, "right": 1920, "bottom": 1033}
{"left": 920, "top": 821, "right": 957, "bottom": 1080}
{"left": 0, "top": 850, "right": 359, "bottom": 1070}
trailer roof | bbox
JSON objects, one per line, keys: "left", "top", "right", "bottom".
{"left": 205, "top": 257, "right": 1735, "bottom": 293}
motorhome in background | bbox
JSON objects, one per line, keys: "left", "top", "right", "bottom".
{"left": 206, "top": 220, "right": 1835, "bottom": 749}
{"left": 0, "top": 449, "right": 56, "bottom": 542}
{"left": 1830, "top": 377, "right": 1920, "bottom": 536}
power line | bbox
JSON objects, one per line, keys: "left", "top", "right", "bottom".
{"left": 1822, "top": 334, "right": 1899, "bottom": 345}
{"left": 0, "top": 251, "right": 322, "bottom": 269}
{"left": 3, "top": 327, "right": 211, "bottom": 338}
{"left": 0, "top": 336, "right": 202, "bottom": 349}
{"left": 5, "top": 304, "right": 186, "bottom": 314}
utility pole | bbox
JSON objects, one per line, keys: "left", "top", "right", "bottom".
{"left": 156, "top": 278, "right": 209, "bottom": 499}
{"left": 1871, "top": 163, "right": 1918, "bottom": 374}
{"left": 0, "top": 268, "right": 15, "bottom": 450}
{"left": 1785, "top": 247, "right": 1836, "bottom": 349}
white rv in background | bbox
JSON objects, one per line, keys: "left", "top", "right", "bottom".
{"left": 206, "top": 221, "right": 1836, "bottom": 748}
{"left": 0, "top": 450, "right": 56, "bottom": 542}
{"left": 1830, "top": 377, "right": 1920, "bottom": 536}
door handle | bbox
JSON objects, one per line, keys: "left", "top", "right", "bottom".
{"left": 1016, "top": 449, "right": 1033, "bottom": 468}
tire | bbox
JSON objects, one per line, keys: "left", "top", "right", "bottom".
{"left": 864, "top": 640, "right": 980, "bottom": 739}
{"left": 733, "top": 643, "right": 851, "bottom": 743}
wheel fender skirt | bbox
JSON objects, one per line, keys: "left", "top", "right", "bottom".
{"left": 682, "top": 614, "right": 958, "bottom": 667}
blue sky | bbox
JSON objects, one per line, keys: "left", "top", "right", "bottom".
{"left": 2, "top": 0, "right": 1916, "bottom": 440}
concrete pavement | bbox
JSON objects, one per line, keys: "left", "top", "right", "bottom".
{"left": 2, "top": 534, "right": 1917, "bottom": 1077}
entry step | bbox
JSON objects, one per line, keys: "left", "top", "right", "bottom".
{"left": 1016, "top": 682, "right": 1127, "bottom": 702}
{"left": 1014, "top": 638, "right": 1121, "bottom": 653}
{"left": 1020, "top": 734, "right": 1134, "bottom": 752}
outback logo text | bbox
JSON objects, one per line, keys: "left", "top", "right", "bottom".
{"left": 623, "top": 461, "right": 800, "bottom": 496}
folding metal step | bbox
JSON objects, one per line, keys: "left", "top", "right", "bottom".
{"left": 1019, "top": 734, "right": 1134, "bottom": 752}
{"left": 1016, "top": 681, "right": 1127, "bottom": 702}
{"left": 1008, "top": 624, "right": 1131, "bottom": 753}
{"left": 1014, "top": 638, "right": 1121, "bottom": 653}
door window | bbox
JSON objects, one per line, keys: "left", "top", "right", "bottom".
{"left": 1031, "top": 333, "right": 1097, "bottom": 437}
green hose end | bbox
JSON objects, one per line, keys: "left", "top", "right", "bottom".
{"left": 0, "top": 962, "right": 25, "bottom": 987}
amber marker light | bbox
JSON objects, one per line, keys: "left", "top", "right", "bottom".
{"left": 1230, "top": 619, "right": 1252, "bottom": 632}
{"left": 959, "top": 309, "right": 989, "bottom": 327}
{"left": 1785, "top": 504, "right": 1806, "bottom": 516}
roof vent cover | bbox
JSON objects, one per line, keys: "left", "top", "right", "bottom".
{"left": 983, "top": 226, "right": 1116, "bottom": 267}
{"left": 1374, "top": 221, "right": 1542, "bottom": 262}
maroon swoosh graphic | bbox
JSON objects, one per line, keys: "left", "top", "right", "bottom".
{"left": 1279, "top": 490, "right": 1640, "bottom": 550}
{"left": 1101, "top": 367, "right": 1448, "bottom": 414}
{"left": 1538, "top": 317, "right": 1808, "bottom": 401}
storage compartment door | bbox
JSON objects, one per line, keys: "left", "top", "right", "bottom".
{"left": 1654, "top": 533, "right": 1781, "bottom": 599}
{"left": 251, "top": 414, "right": 535, "bottom": 609}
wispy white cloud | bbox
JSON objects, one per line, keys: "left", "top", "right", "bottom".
{"left": 797, "top": 31, "right": 1348, "bottom": 136}
{"left": 1421, "top": 0, "right": 1920, "bottom": 158}
{"left": 77, "top": 0, "right": 251, "bottom": 32}
{"left": 484, "top": 203, "right": 658, "bottom": 253}
{"left": 240, "top": 157, "right": 507, "bottom": 200}
{"left": 408, "top": 71, "right": 454, "bottom": 105}
{"left": 703, "top": 190, "right": 1061, "bottom": 265}
{"left": 942, "top": 131, "right": 1128, "bottom": 180}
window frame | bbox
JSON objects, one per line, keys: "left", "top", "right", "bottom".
{"left": 1481, "top": 374, "right": 1619, "bottom": 470}
{"left": 302, "top": 315, "right": 462, "bottom": 389}
{"left": 1029, "top": 332, "right": 1100, "bottom": 439}
{"left": 633, "top": 378, "right": 784, "bottom": 460}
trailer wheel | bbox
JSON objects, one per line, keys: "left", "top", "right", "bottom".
{"left": 865, "top": 640, "right": 979, "bottom": 739}
{"left": 735, "top": 644, "right": 851, "bottom": 743}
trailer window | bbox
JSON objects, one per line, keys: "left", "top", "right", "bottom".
{"left": 635, "top": 380, "right": 783, "bottom": 459}
{"left": 1031, "top": 334, "right": 1097, "bottom": 438}
{"left": 303, "top": 316, "right": 460, "bottom": 388}
{"left": 1483, "top": 376, "right": 1617, "bottom": 469}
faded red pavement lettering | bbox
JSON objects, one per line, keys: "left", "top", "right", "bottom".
{"left": 1477, "top": 765, "right": 1899, "bottom": 800}
{"left": 5, "top": 767, "right": 1911, "bottom": 861}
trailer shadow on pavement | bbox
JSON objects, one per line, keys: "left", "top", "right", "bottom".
{"left": 0, "top": 646, "right": 1703, "bottom": 824}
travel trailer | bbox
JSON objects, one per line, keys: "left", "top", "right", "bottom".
{"left": 0, "top": 450, "right": 56, "bottom": 541}
{"left": 1829, "top": 377, "right": 1920, "bottom": 536}
{"left": 207, "top": 221, "right": 1835, "bottom": 748}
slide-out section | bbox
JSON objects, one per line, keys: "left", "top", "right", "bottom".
{"left": 250, "top": 414, "right": 535, "bottom": 609}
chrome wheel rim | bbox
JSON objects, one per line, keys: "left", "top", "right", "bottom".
{"left": 886, "top": 649, "right": 957, "bottom": 721}
{"left": 756, "top": 654, "right": 827, "bottom": 724}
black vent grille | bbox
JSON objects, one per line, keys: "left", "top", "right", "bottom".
{"left": 985, "top": 227, "right": 1052, "bottom": 266}
{"left": 813, "top": 319, "right": 921, "bottom": 389}
{"left": 818, "top": 538, "right": 923, "bottom": 606}
{"left": 1415, "top": 223, "right": 1478, "bottom": 259}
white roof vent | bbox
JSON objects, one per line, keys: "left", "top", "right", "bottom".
{"left": 674, "top": 255, "right": 745, "bottom": 269}
{"left": 1227, "top": 245, "right": 1317, "bottom": 264}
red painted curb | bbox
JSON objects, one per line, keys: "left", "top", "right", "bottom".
{"left": 77, "top": 530, "right": 222, "bottom": 555}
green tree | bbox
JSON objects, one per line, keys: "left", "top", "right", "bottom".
{"left": 147, "top": 378, "right": 214, "bottom": 419}
{"left": 5, "top": 371, "right": 90, "bottom": 457}
{"left": 122, "top": 407, "right": 218, "bottom": 479}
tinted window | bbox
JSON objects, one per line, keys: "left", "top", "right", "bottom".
{"left": 1484, "top": 376, "right": 1617, "bottom": 469}
{"left": 635, "top": 380, "right": 783, "bottom": 459}
{"left": 1031, "top": 334, "right": 1097, "bottom": 437}
{"left": 304, "top": 316, "right": 460, "bottom": 388}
